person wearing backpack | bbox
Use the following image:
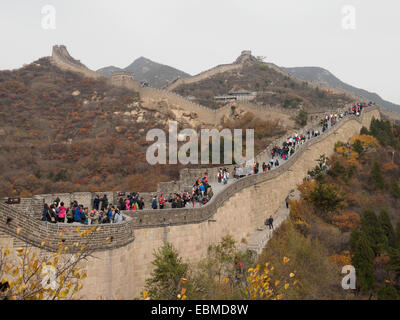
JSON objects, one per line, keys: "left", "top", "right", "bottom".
{"left": 66, "top": 203, "right": 74, "bottom": 223}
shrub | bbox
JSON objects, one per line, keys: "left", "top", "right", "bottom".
{"left": 370, "top": 161, "right": 386, "bottom": 190}
{"left": 145, "top": 243, "right": 189, "bottom": 300}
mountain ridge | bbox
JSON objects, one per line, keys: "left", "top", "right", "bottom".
{"left": 282, "top": 66, "right": 400, "bottom": 114}
{"left": 97, "top": 56, "right": 190, "bottom": 88}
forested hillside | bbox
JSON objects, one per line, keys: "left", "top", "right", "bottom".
{"left": 260, "top": 119, "right": 400, "bottom": 299}
{"left": 173, "top": 61, "right": 354, "bottom": 110}
{"left": 0, "top": 57, "right": 178, "bottom": 197}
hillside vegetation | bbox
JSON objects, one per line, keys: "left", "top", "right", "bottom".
{"left": 260, "top": 118, "right": 400, "bottom": 299}
{"left": 0, "top": 58, "right": 180, "bottom": 197}
{"left": 0, "top": 58, "right": 286, "bottom": 198}
{"left": 283, "top": 66, "right": 400, "bottom": 114}
{"left": 173, "top": 61, "right": 353, "bottom": 110}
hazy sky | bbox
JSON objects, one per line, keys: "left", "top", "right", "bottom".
{"left": 1, "top": 0, "right": 399, "bottom": 104}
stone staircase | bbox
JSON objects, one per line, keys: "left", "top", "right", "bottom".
{"left": 242, "top": 189, "right": 299, "bottom": 255}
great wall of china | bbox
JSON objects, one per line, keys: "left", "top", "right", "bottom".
{"left": 51, "top": 45, "right": 344, "bottom": 128}
{"left": 0, "top": 45, "right": 381, "bottom": 299}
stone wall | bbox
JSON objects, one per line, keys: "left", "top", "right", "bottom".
{"left": 165, "top": 63, "right": 243, "bottom": 91}
{"left": 0, "top": 107, "right": 380, "bottom": 299}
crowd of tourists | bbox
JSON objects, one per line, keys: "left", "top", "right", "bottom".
{"left": 148, "top": 171, "right": 218, "bottom": 209}
{"left": 41, "top": 194, "right": 125, "bottom": 224}
{"left": 39, "top": 103, "right": 370, "bottom": 220}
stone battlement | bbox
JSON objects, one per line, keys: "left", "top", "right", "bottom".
{"left": 0, "top": 106, "right": 381, "bottom": 298}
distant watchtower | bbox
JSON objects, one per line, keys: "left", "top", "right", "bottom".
{"left": 235, "top": 50, "right": 256, "bottom": 64}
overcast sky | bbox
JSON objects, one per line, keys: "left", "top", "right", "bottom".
{"left": 1, "top": 0, "right": 399, "bottom": 104}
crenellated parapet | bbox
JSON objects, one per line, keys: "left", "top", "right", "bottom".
{"left": 0, "top": 106, "right": 380, "bottom": 253}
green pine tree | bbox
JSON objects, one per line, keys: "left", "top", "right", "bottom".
{"left": 351, "top": 230, "right": 375, "bottom": 293}
{"left": 378, "top": 208, "right": 396, "bottom": 248}
{"left": 352, "top": 140, "right": 364, "bottom": 156}
{"left": 389, "top": 248, "right": 400, "bottom": 281}
{"left": 145, "top": 243, "right": 189, "bottom": 300}
{"left": 396, "top": 222, "right": 400, "bottom": 249}
{"left": 360, "top": 209, "right": 388, "bottom": 256}
{"left": 370, "top": 161, "right": 385, "bottom": 190}
{"left": 390, "top": 178, "right": 400, "bottom": 199}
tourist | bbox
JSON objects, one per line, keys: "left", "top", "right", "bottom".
{"left": 217, "top": 169, "right": 223, "bottom": 183}
{"left": 66, "top": 203, "right": 74, "bottom": 223}
{"left": 159, "top": 194, "right": 166, "bottom": 209}
{"left": 81, "top": 208, "right": 89, "bottom": 225}
{"left": 125, "top": 199, "right": 131, "bottom": 211}
{"left": 268, "top": 216, "right": 274, "bottom": 230}
{"left": 48, "top": 204, "right": 57, "bottom": 223}
{"left": 42, "top": 203, "right": 51, "bottom": 222}
{"left": 93, "top": 195, "right": 100, "bottom": 210}
{"left": 74, "top": 204, "right": 83, "bottom": 223}
{"left": 100, "top": 194, "right": 108, "bottom": 211}
{"left": 138, "top": 197, "right": 145, "bottom": 210}
{"left": 152, "top": 196, "right": 158, "bottom": 209}
{"left": 113, "top": 209, "right": 123, "bottom": 223}
{"left": 89, "top": 209, "right": 99, "bottom": 225}
{"left": 58, "top": 202, "right": 66, "bottom": 223}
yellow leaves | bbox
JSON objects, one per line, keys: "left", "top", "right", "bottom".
{"left": 73, "top": 283, "right": 83, "bottom": 293}
{"left": 221, "top": 278, "right": 229, "bottom": 284}
{"left": 4, "top": 248, "right": 9, "bottom": 256}
{"left": 41, "top": 240, "right": 47, "bottom": 247}
{"left": 142, "top": 290, "right": 150, "bottom": 300}
{"left": 290, "top": 273, "right": 295, "bottom": 278}
{"left": 293, "top": 280, "right": 298, "bottom": 285}
{"left": 350, "top": 134, "right": 378, "bottom": 149}
{"left": 59, "top": 289, "right": 69, "bottom": 298}
{"left": 12, "top": 267, "right": 19, "bottom": 276}
{"left": 105, "top": 237, "right": 110, "bottom": 243}
{"left": 274, "top": 280, "right": 280, "bottom": 287}
{"left": 76, "top": 227, "right": 81, "bottom": 233}
{"left": 283, "top": 257, "right": 290, "bottom": 264}
{"left": 284, "top": 283, "right": 289, "bottom": 290}
{"left": 73, "top": 242, "right": 79, "bottom": 247}
{"left": 80, "top": 245, "right": 86, "bottom": 251}
{"left": 96, "top": 227, "right": 101, "bottom": 232}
